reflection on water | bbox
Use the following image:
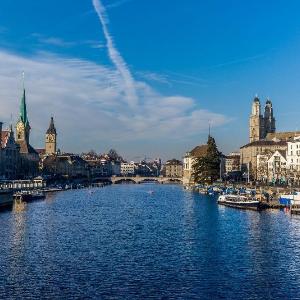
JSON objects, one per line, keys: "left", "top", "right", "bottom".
{"left": 0, "top": 185, "right": 300, "bottom": 299}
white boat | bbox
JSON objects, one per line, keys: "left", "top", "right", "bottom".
{"left": 279, "top": 192, "right": 300, "bottom": 206}
{"left": 218, "top": 194, "right": 260, "bottom": 210}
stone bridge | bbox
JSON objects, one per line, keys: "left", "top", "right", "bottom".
{"left": 106, "top": 176, "right": 183, "bottom": 184}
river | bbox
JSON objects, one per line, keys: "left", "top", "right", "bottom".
{"left": 0, "top": 184, "right": 300, "bottom": 299}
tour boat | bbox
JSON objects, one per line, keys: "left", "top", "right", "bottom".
{"left": 217, "top": 194, "right": 260, "bottom": 210}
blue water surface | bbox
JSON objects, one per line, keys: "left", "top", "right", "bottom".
{"left": 0, "top": 184, "right": 300, "bottom": 299}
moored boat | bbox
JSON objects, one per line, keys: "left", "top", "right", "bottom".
{"left": 218, "top": 194, "right": 260, "bottom": 210}
{"left": 13, "top": 190, "right": 45, "bottom": 202}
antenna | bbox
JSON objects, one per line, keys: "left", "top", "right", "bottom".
{"left": 208, "top": 121, "right": 211, "bottom": 137}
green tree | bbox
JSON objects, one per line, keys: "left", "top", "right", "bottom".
{"left": 192, "top": 136, "right": 221, "bottom": 184}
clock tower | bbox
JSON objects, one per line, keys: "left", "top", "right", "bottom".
{"left": 16, "top": 88, "right": 31, "bottom": 145}
{"left": 45, "top": 117, "right": 57, "bottom": 155}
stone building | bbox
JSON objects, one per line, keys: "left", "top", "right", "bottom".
{"left": 183, "top": 144, "right": 208, "bottom": 185}
{"left": 224, "top": 152, "right": 240, "bottom": 173}
{"left": 162, "top": 159, "right": 183, "bottom": 178}
{"left": 42, "top": 154, "right": 89, "bottom": 178}
{"left": 15, "top": 88, "right": 39, "bottom": 178}
{"left": 45, "top": 117, "right": 57, "bottom": 155}
{"left": 249, "top": 96, "right": 276, "bottom": 142}
{"left": 224, "top": 152, "right": 241, "bottom": 181}
{"left": 121, "top": 162, "right": 135, "bottom": 176}
{"left": 240, "top": 140, "right": 287, "bottom": 180}
{"left": 0, "top": 123, "right": 20, "bottom": 179}
{"left": 256, "top": 150, "right": 288, "bottom": 183}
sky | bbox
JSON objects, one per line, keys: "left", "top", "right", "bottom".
{"left": 0, "top": 0, "right": 300, "bottom": 161}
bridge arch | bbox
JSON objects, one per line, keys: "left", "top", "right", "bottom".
{"left": 114, "top": 178, "right": 137, "bottom": 184}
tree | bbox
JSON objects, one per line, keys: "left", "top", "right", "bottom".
{"left": 192, "top": 136, "right": 221, "bottom": 184}
{"left": 108, "top": 149, "right": 124, "bottom": 162}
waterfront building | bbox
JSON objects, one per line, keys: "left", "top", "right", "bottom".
{"left": 183, "top": 144, "right": 208, "bottom": 185}
{"left": 81, "top": 152, "right": 122, "bottom": 177}
{"left": 240, "top": 140, "right": 287, "bottom": 180}
{"left": 134, "top": 159, "right": 161, "bottom": 177}
{"left": 45, "top": 117, "right": 57, "bottom": 155}
{"left": 256, "top": 151, "right": 288, "bottom": 183}
{"left": 268, "top": 150, "right": 288, "bottom": 183}
{"left": 224, "top": 152, "right": 241, "bottom": 181}
{"left": 162, "top": 159, "right": 183, "bottom": 178}
{"left": 0, "top": 123, "right": 20, "bottom": 179}
{"left": 286, "top": 137, "right": 300, "bottom": 184}
{"left": 121, "top": 162, "right": 135, "bottom": 176}
{"left": 224, "top": 152, "right": 240, "bottom": 173}
{"left": 42, "top": 153, "right": 89, "bottom": 178}
{"left": 15, "top": 88, "right": 39, "bottom": 178}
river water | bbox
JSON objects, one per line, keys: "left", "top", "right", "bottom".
{"left": 0, "top": 184, "right": 300, "bottom": 299}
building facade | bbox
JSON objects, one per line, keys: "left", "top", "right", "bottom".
{"left": 162, "top": 159, "right": 183, "bottom": 178}
{"left": 183, "top": 144, "right": 208, "bottom": 185}
{"left": 121, "top": 162, "right": 135, "bottom": 176}
{"left": 0, "top": 123, "right": 20, "bottom": 179}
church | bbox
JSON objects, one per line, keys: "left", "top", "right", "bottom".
{"left": 249, "top": 96, "right": 276, "bottom": 142}
{"left": 15, "top": 87, "right": 40, "bottom": 178}
{"left": 240, "top": 96, "right": 293, "bottom": 180}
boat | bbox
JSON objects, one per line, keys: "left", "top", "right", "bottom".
{"left": 279, "top": 192, "right": 300, "bottom": 206}
{"left": 218, "top": 194, "right": 260, "bottom": 210}
{"left": 13, "top": 190, "right": 45, "bottom": 202}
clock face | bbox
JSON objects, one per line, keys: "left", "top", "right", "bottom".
{"left": 16, "top": 121, "right": 24, "bottom": 131}
{"left": 47, "top": 135, "right": 54, "bottom": 142}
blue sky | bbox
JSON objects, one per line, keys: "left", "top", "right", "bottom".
{"left": 0, "top": 0, "right": 300, "bottom": 160}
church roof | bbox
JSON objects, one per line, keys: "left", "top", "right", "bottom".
{"left": 17, "top": 140, "right": 38, "bottom": 155}
{"left": 240, "top": 140, "right": 287, "bottom": 149}
{"left": 190, "top": 144, "right": 208, "bottom": 157}
{"left": 19, "top": 89, "right": 29, "bottom": 126}
{"left": 35, "top": 148, "right": 46, "bottom": 155}
{"left": 266, "top": 131, "right": 300, "bottom": 142}
{"left": 46, "top": 117, "right": 56, "bottom": 134}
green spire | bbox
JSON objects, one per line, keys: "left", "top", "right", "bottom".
{"left": 20, "top": 88, "right": 29, "bottom": 125}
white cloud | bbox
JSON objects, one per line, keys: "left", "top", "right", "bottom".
{"left": 92, "top": 0, "right": 138, "bottom": 107}
{"left": 0, "top": 50, "right": 229, "bottom": 153}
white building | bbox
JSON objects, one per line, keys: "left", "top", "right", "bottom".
{"left": 268, "top": 150, "right": 287, "bottom": 183}
{"left": 183, "top": 144, "right": 208, "bottom": 185}
{"left": 121, "top": 162, "right": 135, "bottom": 176}
{"left": 287, "top": 136, "right": 300, "bottom": 172}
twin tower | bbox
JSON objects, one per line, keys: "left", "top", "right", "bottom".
{"left": 249, "top": 96, "right": 276, "bottom": 142}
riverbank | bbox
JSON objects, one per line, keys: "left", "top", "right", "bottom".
{"left": 186, "top": 182, "right": 299, "bottom": 211}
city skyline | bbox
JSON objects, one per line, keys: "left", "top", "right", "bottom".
{"left": 1, "top": 1, "right": 300, "bottom": 160}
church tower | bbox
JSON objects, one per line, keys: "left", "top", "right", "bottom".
{"left": 16, "top": 88, "right": 31, "bottom": 146}
{"left": 264, "top": 99, "right": 276, "bottom": 136}
{"left": 45, "top": 117, "right": 57, "bottom": 155}
{"left": 249, "top": 96, "right": 265, "bottom": 142}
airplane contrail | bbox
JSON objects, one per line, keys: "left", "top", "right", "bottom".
{"left": 92, "top": 0, "right": 138, "bottom": 107}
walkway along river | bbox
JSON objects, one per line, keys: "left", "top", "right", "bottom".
{"left": 0, "top": 184, "right": 300, "bottom": 299}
